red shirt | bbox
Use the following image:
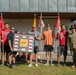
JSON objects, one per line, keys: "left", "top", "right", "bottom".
{"left": 3, "top": 29, "right": 10, "bottom": 46}
{"left": 57, "top": 30, "right": 69, "bottom": 45}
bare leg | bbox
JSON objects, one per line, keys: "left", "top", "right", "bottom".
{"left": 12, "top": 54, "right": 16, "bottom": 64}
{"left": 9, "top": 54, "right": 13, "bottom": 65}
{"left": 30, "top": 53, "right": 32, "bottom": 64}
{"left": 46, "top": 51, "right": 49, "bottom": 63}
{"left": 35, "top": 53, "right": 38, "bottom": 64}
{"left": 50, "top": 51, "right": 53, "bottom": 64}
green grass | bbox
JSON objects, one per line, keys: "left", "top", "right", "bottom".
{"left": 0, "top": 63, "right": 76, "bottom": 75}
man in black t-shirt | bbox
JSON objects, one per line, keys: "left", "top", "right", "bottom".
{"left": 8, "top": 27, "right": 17, "bottom": 68}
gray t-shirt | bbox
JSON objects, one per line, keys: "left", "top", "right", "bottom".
{"left": 28, "top": 30, "right": 40, "bottom": 46}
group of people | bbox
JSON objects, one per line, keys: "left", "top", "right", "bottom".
{"left": 0, "top": 23, "right": 17, "bottom": 68}
{"left": 0, "top": 23, "right": 76, "bottom": 69}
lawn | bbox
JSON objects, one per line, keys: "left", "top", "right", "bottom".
{"left": 0, "top": 63, "right": 76, "bottom": 75}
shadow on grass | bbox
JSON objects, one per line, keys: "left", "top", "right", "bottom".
{"left": 0, "top": 58, "right": 73, "bottom": 67}
{"left": 38, "top": 59, "right": 73, "bottom": 67}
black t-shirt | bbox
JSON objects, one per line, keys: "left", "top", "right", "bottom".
{"left": 8, "top": 32, "right": 14, "bottom": 47}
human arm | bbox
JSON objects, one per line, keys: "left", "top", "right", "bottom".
{"left": 8, "top": 34, "right": 13, "bottom": 51}
{"left": 35, "top": 32, "right": 41, "bottom": 40}
{"left": 52, "top": 31, "right": 55, "bottom": 47}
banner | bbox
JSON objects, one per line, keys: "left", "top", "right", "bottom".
{"left": 33, "top": 14, "right": 36, "bottom": 26}
{"left": 38, "top": 13, "right": 45, "bottom": 33}
{"left": 56, "top": 15, "right": 61, "bottom": 33}
{"left": 13, "top": 33, "right": 35, "bottom": 53}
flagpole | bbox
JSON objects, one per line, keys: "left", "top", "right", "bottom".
{"left": 39, "top": 13, "right": 43, "bottom": 63}
{"left": 57, "top": 0, "right": 60, "bottom": 65}
{"left": 0, "top": 12, "right": 4, "bottom": 65}
{"left": 57, "top": 0, "right": 59, "bottom": 16}
{"left": 39, "top": 13, "right": 42, "bottom": 63}
{"left": 1, "top": 27, "right": 4, "bottom": 65}
{"left": 40, "top": 36, "right": 42, "bottom": 63}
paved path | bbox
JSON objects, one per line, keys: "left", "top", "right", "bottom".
{"left": 37, "top": 51, "right": 73, "bottom": 63}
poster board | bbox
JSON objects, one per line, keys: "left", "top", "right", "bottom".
{"left": 13, "top": 33, "right": 35, "bottom": 53}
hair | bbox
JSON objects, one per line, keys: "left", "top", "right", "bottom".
{"left": 61, "top": 24, "right": 66, "bottom": 28}
{"left": 46, "top": 24, "right": 51, "bottom": 27}
{"left": 4, "top": 23, "right": 9, "bottom": 25}
{"left": 10, "top": 27, "right": 14, "bottom": 29}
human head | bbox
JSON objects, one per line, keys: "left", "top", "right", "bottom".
{"left": 10, "top": 27, "right": 15, "bottom": 33}
{"left": 32, "top": 25, "right": 37, "bottom": 31}
{"left": 69, "top": 25, "right": 76, "bottom": 32}
{"left": 46, "top": 24, "right": 51, "bottom": 30}
{"left": 4, "top": 23, "right": 9, "bottom": 29}
{"left": 61, "top": 24, "right": 66, "bottom": 30}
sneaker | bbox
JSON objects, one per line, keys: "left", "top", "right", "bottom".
{"left": 35, "top": 64, "right": 38, "bottom": 67}
{"left": 63, "top": 64, "right": 66, "bottom": 67}
{"left": 56, "top": 64, "right": 60, "bottom": 66}
{"left": 71, "top": 65, "right": 75, "bottom": 69}
{"left": 0, "top": 63, "right": 4, "bottom": 67}
{"left": 5, "top": 62, "right": 9, "bottom": 66}
{"left": 50, "top": 63, "right": 54, "bottom": 66}
{"left": 9, "top": 64, "right": 13, "bottom": 68}
{"left": 28, "top": 64, "right": 33, "bottom": 67}
{"left": 12, "top": 63, "right": 17, "bottom": 67}
{"left": 45, "top": 63, "right": 49, "bottom": 65}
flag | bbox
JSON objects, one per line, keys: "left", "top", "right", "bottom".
{"left": 38, "top": 13, "right": 45, "bottom": 28}
{"left": 0, "top": 13, "right": 4, "bottom": 38}
{"left": 38, "top": 13, "right": 45, "bottom": 33}
{"left": 0, "top": 13, "right": 4, "bottom": 30}
{"left": 56, "top": 15, "right": 61, "bottom": 33}
{"left": 33, "top": 14, "right": 36, "bottom": 26}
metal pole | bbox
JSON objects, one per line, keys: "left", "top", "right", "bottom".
{"left": 57, "top": 0, "right": 60, "bottom": 65}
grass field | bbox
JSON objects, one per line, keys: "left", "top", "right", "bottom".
{"left": 0, "top": 63, "right": 76, "bottom": 75}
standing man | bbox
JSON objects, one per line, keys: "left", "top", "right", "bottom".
{"left": 56, "top": 25, "right": 69, "bottom": 66}
{"left": 28, "top": 25, "right": 40, "bottom": 67}
{"left": 68, "top": 25, "right": 76, "bottom": 69}
{"left": 42, "top": 24, "right": 55, "bottom": 66}
{"left": 8, "top": 27, "right": 17, "bottom": 68}
{"left": 1, "top": 23, "right": 10, "bottom": 66}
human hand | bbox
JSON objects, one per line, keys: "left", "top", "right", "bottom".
{"left": 10, "top": 47, "right": 13, "bottom": 51}
{"left": 1, "top": 40, "right": 3, "bottom": 42}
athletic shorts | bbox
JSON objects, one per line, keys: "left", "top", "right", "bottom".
{"left": 34, "top": 46, "right": 39, "bottom": 53}
{"left": 9, "top": 51, "right": 17, "bottom": 55}
{"left": 4, "top": 45, "right": 10, "bottom": 53}
{"left": 44, "top": 45, "right": 53, "bottom": 52}
{"left": 60, "top": 45, "right": 67, "bottom": 56}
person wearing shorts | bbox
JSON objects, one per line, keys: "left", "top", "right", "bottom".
{"left": 42, "top": 24, "right": 55, "bottom": 66}
{"left": 28, "top": 25, "right": 40, "bottom": 67}
{"left": 1, "top": 23, "right": 10, "bottom": 66}
{"left": 8, "top": 27, "right": 17, "bottom": 68}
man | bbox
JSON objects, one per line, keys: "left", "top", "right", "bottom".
{"left": 56, "top": 25, "right": 69, "bottom": 66}
{"left": 8, "top": 27, "right": 17, "bottom": 68}
{"left": 67, "top": 25, "right": 76, "bottom": 68}
{"left": 28, "top": 25, "right": 40, "bottom": 67}
{"left": 1, "top": 23, "right": 10, "bottom": 66}
{"left": 42, "top": 24, "right": 55, "bottom": 66}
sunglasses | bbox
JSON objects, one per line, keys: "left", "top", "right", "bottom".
{"left": 46, "top": 26, "right": 50, "bottom": 27}
{"left": 32, "top": 27, "right": 36, "bottom": 28}
{"left": 11, "top": 29, "right": 14, "bottom": 30}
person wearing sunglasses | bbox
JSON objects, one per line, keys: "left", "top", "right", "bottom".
{"left": 28, "top": 25, "right": 41, "bottom": 67}
{"left": 8, "top": 27, "right": 17, "bottom": 68}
